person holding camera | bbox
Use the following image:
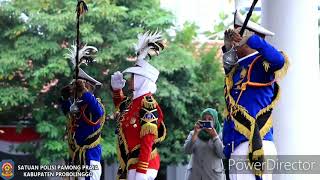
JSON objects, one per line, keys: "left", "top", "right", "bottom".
{"left": 183, "top": 108, "right": 225, "bottom": 180}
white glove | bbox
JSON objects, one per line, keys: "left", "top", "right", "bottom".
{"left": 135, "top": 172, "right": 147, "bottom": 180}
{"left": 224, "top": 28, "right": 235, "bottom": 51}
{"left": 111, "top": 71, "right": 126, "bottom": 90}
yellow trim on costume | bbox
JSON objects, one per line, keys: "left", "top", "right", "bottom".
{"left": 232, "top": 116, "right": 251, "bottom": 139}
{"left": 117, "top": 141, "right": 126, "bottom": 171}
{"left": 137, "top": 167, "right": 148, "bottom": 171}
{"left": 119, "top": 121, "right": 129, "bottom": 154}
{"left": 141, "top": 108, "right": 157, "bottom": 113}
{"left": 248, "top": 160, "right": 264, "bottom": 177}
{"left": 154, "top": 121, "right": 166, "bottom": 143}
{"left": 67, "top": 98, "right": 105, "bottom": 167}
{"left": 259, "top": 117, "right": 272, "bottom": 138}
{"left": 262, "top": 61, "right": 270, "bottom": 72}
{"left": 138, "top": 164, "right": 148, "bottom": 167}
{"left": 131, "top": 144, "right": 140, "bottom": 152}
{"left": 223, "top": 108, "right": 229, "bottom": 119}
{"left": 252, "top": 149, "right": 264, "bottom": 160}
{"left": 255, "top": 84, "right": 281, "bottom": 118}
{"left": 141, "top": 96, "right": 158, "bottom": 109}
{"left": 85, "top": 99, "right": 106, "bottom": 140}
{"left": 141, "top": 117, "right": 158, "bottom": 123}
{"left": 223, "top": 53, "right": 290, "bottom": 178}
{"left": 248, "top": 120, "right": 255, "bottom": 153}
{"left": 140, "top": 123, "right": 158, "bottom": 138}
{"left": 137, "top": 165, "right": 148, "bottom": 169}
{"left": 139, "top": 165, "right": 148, "bottom": 168}
{"left": 225, "top": 63, "right": 279, "bottom": 139}
{"left": 150, "top": 148, "right": 158, "bottom": 159}
{"left": 249, "top": 148, "right": 265, "bottom": 177}
{"left": 126, "top": 148, "right": 158, "bottom": 170}
{"left": 127, "top": 158, "right": 139, "bottom": 170}
{"left": 275, "top": 51, "right": 289, "bottom": 80}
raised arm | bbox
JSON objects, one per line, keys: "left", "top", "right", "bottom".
{"left": 112, "top": 89, "right": 125, "bottom": 110}
{"left": 110, "top": 71, "right": 126, "bottom": 110}
{"left": 247, "top": 34, "right": 285, "bottom": 71}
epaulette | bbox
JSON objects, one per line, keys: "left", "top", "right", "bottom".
{"left": 139, "top": 95, "right": 159, "bottom": 137}
{"left": 141, "top": 95, "right": 158, "bottom": 110}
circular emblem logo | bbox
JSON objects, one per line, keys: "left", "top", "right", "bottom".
{"left": 1, "top": 160, "right": 14, "bottom": 180}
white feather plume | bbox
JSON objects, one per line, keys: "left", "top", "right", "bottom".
{"left": 66, "top": 43, "right": 98, "bottom": 68}
{"left": 134, "top": 30, "right": 163, "bottom": 59}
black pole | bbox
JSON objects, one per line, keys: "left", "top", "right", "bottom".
{"left": 74, "top": 1, "right": 81, "bottom": 101}
{"left": 239, "top": 0, "right": 259, "bottom": 36}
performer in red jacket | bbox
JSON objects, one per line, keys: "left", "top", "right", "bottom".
{"left": 111, "top": 31, "right": 166, "bottom": 180}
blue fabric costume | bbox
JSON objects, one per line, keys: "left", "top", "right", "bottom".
{"left": 61, "top": 92, "right": 105, "bottom": 171}
{"left": 223, "top": 34, "right": 289, "bottom": 178}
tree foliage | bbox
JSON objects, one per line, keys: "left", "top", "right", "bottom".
{"left": 0, "top": 0, "right": 225, "bottom": 170}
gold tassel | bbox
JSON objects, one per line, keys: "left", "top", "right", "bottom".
{"left": 250, "top": 148, "right": 265, "bottom": 177}
{"left": 140, "top": 123, "right": 158, "bottom": 138}
{"left": 249, "top": 162, "right": 264, "bottom": 177}
{"left": 252, "top": 149, "right": 264, "bottom": 160}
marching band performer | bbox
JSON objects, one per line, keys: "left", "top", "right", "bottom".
{"left": 111, "top": 31, "right": 167, "bottom": 180}
{"left": 60, "top": 2, "right": 105, "bottom": 179}
{"left": 60, "top": 44, "right": 105, "bottom": 180}
{"left": 222, "top": 10, "right": 289, "bottom": 180}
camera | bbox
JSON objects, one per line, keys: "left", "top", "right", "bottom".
{"left": 198, "top": 120, "right": 213, "bottom": 129}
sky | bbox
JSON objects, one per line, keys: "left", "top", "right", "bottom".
{"left": 160, "top": 0, "right": 261, "bottom": 32}
{"left": 160, "top": 0, "right": 320, "bottom": 34}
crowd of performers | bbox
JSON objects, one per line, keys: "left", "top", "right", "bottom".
{"left": 59, "top": 6, "right": 288, "bottom": 180}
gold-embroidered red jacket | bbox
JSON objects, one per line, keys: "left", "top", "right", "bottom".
{"left": 113, "top": 90, "right": 166, "bottom": 175}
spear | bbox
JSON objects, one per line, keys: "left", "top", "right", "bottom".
{"left": 70, "top": 0, "right": 88, "bottom": 113}
{"left": 239, "top": 0, "right": 259, "bottom": 36}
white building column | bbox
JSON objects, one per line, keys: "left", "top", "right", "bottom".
{"left": 262, "top": 0, "right": 320, "bottom": 180}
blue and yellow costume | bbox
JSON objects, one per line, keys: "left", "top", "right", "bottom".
{"left": 61, "top": 92, "right": 105, "bottom": 170}
{"left": 223, "top": 34, "right": 289, "bottom": 176}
